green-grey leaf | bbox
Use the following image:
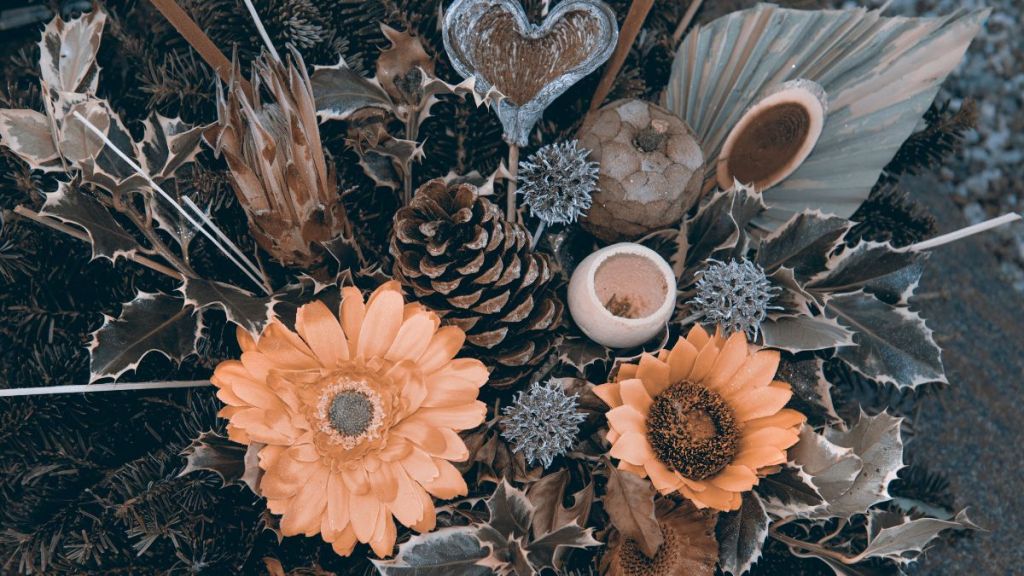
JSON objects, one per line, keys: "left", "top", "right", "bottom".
{"left": 89, "top": 292, "right": 200, "bottom": 382}
{"left": 41, "top": 182, "right": 140, "bottom": 262}
{"left": 717, "top": 492, "right": 769, "bottom": 576}
{"left": 180, "top": 278, "right": 273, "bottom": 334}
{"left": 828, "top": 291, "right": 945, "bottom": 388}
{"left": 38, "top": 10, "right": 106, "bottom": 95}
{"left": 311, "top": 61, "right": 394, "bottom": 121}
{"left": 665, "top": 4, "right": 988, "bottom": 229}
{"left": 859, "top": 509, "right": 978, "bottom": 563}
{"left": 757, "top": 465, "right": 824, "bottom": 518}
{"left": 0, "top": 109, "right": 62, "bottom": 171}
{"left": 140, "top": 114, "right": 206, "bottom": 181}
{"left": 372, "top": 527, "right": 494, "bottom": 576}
{"left": 807, "top": 242, "right": 926, "bottom": 297}
{"left": 757, "top": 211, "right": 852, "bottom": 278}
{"left": 760, "top": 314, "right": 855, "bottom": 353}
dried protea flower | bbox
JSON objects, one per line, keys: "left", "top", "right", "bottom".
{"left": 207, "top": 47, "right": 355, "bottom": 268}
{"left": 501, "top": 379, "right": 586, "bottom": 468}
{"left": 518, "top": 140, "right": 598, "bottom": 226}
{"left": 688, "top": 259, "right": 781, "bottom": 339}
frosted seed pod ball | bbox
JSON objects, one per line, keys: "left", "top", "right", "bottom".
{"left": 578, "top": 99, "right": 704, "bottom": 242}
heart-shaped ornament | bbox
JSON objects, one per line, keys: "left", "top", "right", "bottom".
{"left": 443, "top": 0, "right": 618, "bottom": 146}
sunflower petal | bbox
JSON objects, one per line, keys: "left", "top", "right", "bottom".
{"left": 606, "top": 405, "right": 647, "bottom": 435}
{"left": 732, "top": 386, "right": 793, "bottom": 422}
{"left": 619, "top": 379, "right": 653, "bottom": 413}
{"left": 637, "top": 353, "right": 672, "bottom": 397}
{"left": 709, "top": 465, "right": 758, "bottom": 492}
{"left": 610, "top": 431, "right": 655, "bottom": 466}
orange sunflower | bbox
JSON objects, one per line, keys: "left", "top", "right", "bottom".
{"left": 211, "top": 281, "right": 487, "bottom": 557}
{"left": 596, "top": 325, "right": 805, "bottom": 511}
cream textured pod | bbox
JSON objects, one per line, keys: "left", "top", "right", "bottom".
{"left": 567, "top": 243, "right": 676, "bottom": 349}
{"left": 578, "top": 99, "right": 704, "bottom": 242}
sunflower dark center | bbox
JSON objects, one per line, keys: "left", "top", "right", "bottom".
{"left": 619, "top": 524, "right": 677, "bottom": 576}
{"left": 646, "top": 381, "right": 739, "bottom": 480}
{"left": 328, "top": 390, "right": 374, "bottom": 437}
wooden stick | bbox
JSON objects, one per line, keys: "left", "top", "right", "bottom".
{"left": 910, "top": 213, "right": 1021, "bottom": 252}
{"left": 506, "top": 143, "right": 520, "bottom": 223}
{"left": 148, "top": 0, "right": 254, "bottom": 100}
{"left": 13, "top": 205, "right": 184, "bottom": 280}
{"left": 587, "top": 0, "right": 655, "bottom": 115}
{"left": 0, "top": 380, "right": 211, "bottom": 397}
{"left": 672, "top": 0, "right": 704, "bottom": 45}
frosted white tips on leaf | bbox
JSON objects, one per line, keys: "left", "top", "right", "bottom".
{"left": 717, "top": 79, "right": 827, "bottom": 192}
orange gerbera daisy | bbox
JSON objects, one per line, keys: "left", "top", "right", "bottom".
{"left": 211, "top": 281, "right": 487, "bottom": 557}
{"left": 596, "top": 325, "right": 805, "bottom": 512}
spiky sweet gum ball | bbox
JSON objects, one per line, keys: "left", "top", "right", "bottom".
{"left": 688, "top": 259, "right": 781, "bottom": 339}
{"left": 501, "top": 379, "right": 586, "bottom": 468}
{"left": 518, "top": 140, "right": 599, "bottom": 226}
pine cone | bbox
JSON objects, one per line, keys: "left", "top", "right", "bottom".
{"left": 391, "top": 179, "right": 563, "bottom": 388}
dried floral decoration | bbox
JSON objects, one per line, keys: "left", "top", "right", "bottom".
{"left": 689, "top": 259, "right": 782, "bottom": 339}
{"left": 211, "top": 282, "right": 488, "bottom": 557}
{"left": 208, "top": 47, "right": 357, "bottom": 268}
{"left": 597, "top": 325, "right": 806, "bottom": 511}
{"left": 518, "top": 140, "right": 598, "bottom": 227}
{"left": 501, "top": 379, "right": 586, "bottom": 467}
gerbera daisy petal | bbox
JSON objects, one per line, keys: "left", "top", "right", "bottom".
{"left": 323, "top": 472, "right": 350, "bottom": 535}
{"left": 279, "top": 465, "right": 329, "bottom": 536}
{"left": 607, "top": 405, "right": 647, "bottom": 435}
{"left": 385, "top": 310, "right": 437, "bottom": 363}
{"left": 619, "top": 379, "right": 653, "bottom": 412}
{"left": 417, "top": 326, "right": 466, "bottom": 374}
{"left": 357, "top": 287, "right": 405, "bottom": 358}
{"left": 422, "top": 459, "right": 468, "bottom": 499}
{"left": 731, "top": 386, "right": 793, "bottom": 422}
{"left": 609, "top": 431, "right": 655, "bottom": 466}
{"left": 330, "top": 525, "right": 358, "bottom": 556}
{"left": 636, "top": 354, "right": 671, "bottom": 397}
{"left": 339, "top": 286, "right": 366, "bottom": 346}
{"left": 415, "top": 404, "right": 487, "bottom": 431}
{"left": 401, "top": 446, "right": 441, "bottom": 484}
{"left": 372, "top": 511, "right": 398, "bottom": 557}
{"left": 258, "top": 322, "right": 318, "bottom": 370}
{"left": 350, "top": 492, "right": 382, "bottom": 542}
{"left": 389, "top": 465, "right": 427, "bottom": 528}
{"left": 296, "top": 300, "right": 349, "bottom": 367}
{"left": 370, "top": 459, "right": 400, "bottom": 503}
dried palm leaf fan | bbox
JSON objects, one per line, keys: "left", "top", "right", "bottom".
{"left": 664, "top": 4, "right": 989, "bottom": 229}
{"left": 206, "top": 48, "right": 356, "bottom": 268}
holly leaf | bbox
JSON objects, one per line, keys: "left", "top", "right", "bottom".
{"left": 40, "top": 182, "right": 140, "bottom": 262}
{"left": 679, "top": 184, "right": 765, "bottom": 285}
{"left": 312, "top": 59, "right": 394, "bottom": 121}
{"left": 38, "top": 10, "right": 105, "bottom": 95}
{"left": 180, "top": 277, "right": 273, "bottom": 334}
{"left": 139, "top": 114, "right": 206, "bottom": 181}
{"left": 716, "top": 492, "right": 770, "bottom": 576}
{"left": 602, "top": 461, "right": 663, "bottom": 557}
{"left": 372, "top": 527, "right": 494, "bottom": 576}
{"left": 526, "top": 469, "right": 594, "bottom": 538}
{"left": 790, "top": 412, "right": 905, "bottom": 520}
{"left": 807, "top": 242, "right": 927, "bottom": 299}
{"left": 88, "top": 292, "right": 200, "bottom": 382}
{"left": 526, "top": 521, "right": 600, "bottom": 572}
{"left": 179, "top": 431, "right": 262, "bottom": 494}
{"left": 827, "top": 291, "right": 945, "bottom": 389}
{"left": 0, "top": 109, "right": 62, "bottom": 171}
{"left": 558, "top": 333, "right": 611, "bottom": 373}
{"left": 858, "top": 508, "right": 979, "bottom": 565}
{"left": 776, "top": 357, "right": 841, "bottom": 428}
{"left": 486, "top": 480, "right": 533, "bottom": 540}
{"left": 757, "top": 211, "right": 852, "bottom": 279}
{"left": 757, "top": 465, "right": 824, "bottom": 518}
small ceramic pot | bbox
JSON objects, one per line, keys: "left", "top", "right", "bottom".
{"left": 567, "top": 243, "right": 677, "bottom": 348}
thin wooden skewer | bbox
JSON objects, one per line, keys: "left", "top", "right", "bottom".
{"left": 588, "top": 0, "right": 655, "bottom": 115}
{"left": 13, "top": 205, "right": 184, "bottom": 280}
{"left": 181, "top": 196, "right": 265, "bottom": 283}
{"left": 242, "top": 0, "right": 281, "bottom": 62}
{"left": 506, "top": 143, "right": 520, "bottom": 223}
{"left": 672, "top": 0, "right": 704, "bottom": 45}
{"left": 148, "top": 0, "right": 254, "bottom": 100}
{"left": 0, "top": 380, "right": 212, "bottom": 397}
{"left": 72, "top": 111, "right": 271, "bottom": 294}
{"left": 910, "top": 213, "right": 1021, "bottom": 252}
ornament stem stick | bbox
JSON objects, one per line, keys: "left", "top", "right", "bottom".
{"left": 182, "top": 197, "right": 264, "bottom": 281}
{"left": 13, "top": 205, "right": 184, "bottom": 281}
{"left": 0, "top": 380, "right": 211, "bottom": 397}
{"left": 587, "top": 0, "right": 654, "bottom": 116}
{"left": 507, "top": 143, "right": 520, "bottom": 222}
{"left": 71, "top": 111, "right": 271, "bottom": 295}
{"left": 910, "top": 212, "right": 1022, "bottom": 252}
{"left": 530, "top": 221, "right": 546, "bottom": 250}
{"left": 242, "top": 0, "right": 281, "bottom": 62}
{"left": 672, "top": 0, "right": 704, "bottom": 45}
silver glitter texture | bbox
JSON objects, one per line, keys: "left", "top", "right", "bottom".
{"left": 689, "top": 259, "right": 781, "bottom": 339}
{"left": 518, "top": 140, "right": 599, "bottom": 225}
{"left": 501, "top": 379, "right": 586, "bottom": 468}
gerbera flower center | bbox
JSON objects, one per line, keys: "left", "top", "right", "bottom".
{"left": 316, "top": 378, "right": 384, "bottom": 449}
{"left": 646, "top": 381, "right": 739, "bottom": 480}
